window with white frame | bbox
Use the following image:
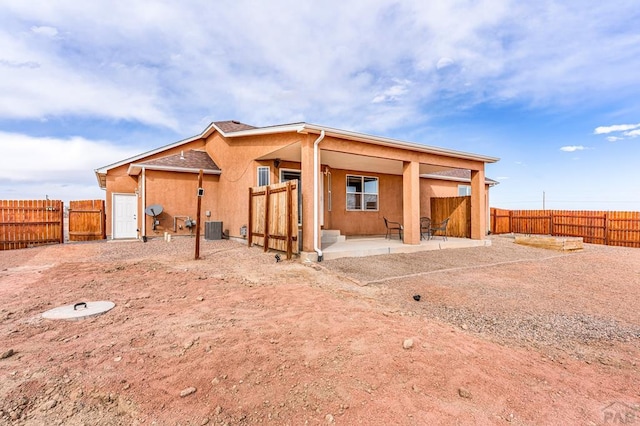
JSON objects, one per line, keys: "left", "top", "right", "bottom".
{"left": 257, "top": 166, "right": 270, "bottom": 186}
{"left": 346, "top": 175, "right": 378, "bottom": 211}
{"left": 458, "top": 185, "right": 471, "bottom": 196}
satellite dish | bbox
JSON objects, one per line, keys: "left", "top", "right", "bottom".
{"left": 145, "top": 204, "right": 163, "bottom": 216}
{"left": 145, "top": 204, "right": 163, "bottom": 230}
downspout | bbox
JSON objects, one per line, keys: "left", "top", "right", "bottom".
{"left": 141, "top": 167, "right": 146, "bottom": 239}
{"left": 313, "top": 130, "right": 325, "bottom": 261}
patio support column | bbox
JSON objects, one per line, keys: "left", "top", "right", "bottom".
{"left": 470, "top": 168, "right": 486, "bottom": 239}
{"left": 402, "top": 160, "right": 421, "bottom": 245}
{"left": 300, "top": 135, "right": 316, "bottom": 253}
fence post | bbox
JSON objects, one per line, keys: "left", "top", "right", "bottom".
{"left": 286, "top": 181, "right": 293, "bottom": 259}
{"left": 490, "top": 208, "right": 495, "bottom": 234}
{"left": 60, "top": 201, "right": 65, "bottom": 244}
{"left": 247, "top": 187, "right": 253, "bottom": 247}
{"left": 549, "top": 211, "right": 554, "bottom": 236}
{"left": 603, "top": 212, "right": 608, "bottom": 246}
{"left": 263, "top": 185, "right": 270, "bottom": 252}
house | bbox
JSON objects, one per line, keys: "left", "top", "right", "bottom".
{"left": 95, "top": 120, "right": 499, "bottom": 260}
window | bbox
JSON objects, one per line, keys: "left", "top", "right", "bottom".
{"left": 346, "top": 175, "right": 378, "bottom": 211}
{"left": 458, "top": 185, "right": 471, "bottom": 196}
{"left": 257, "top": 166, "right": 270, "bottom": 186}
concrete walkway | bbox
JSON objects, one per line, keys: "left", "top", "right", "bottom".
{"left": 319, "top": 236, "right": 491, "bottom": 261}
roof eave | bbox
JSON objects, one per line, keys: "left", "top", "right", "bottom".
{"left": 217, "top": 123, "right": 306, "bottom": 138}
{"left": 95, "top": 170, "right": 107, "bottom": 189}
{"left": 420, "top": 173, "right": 499, "bottom": 186}
{"left": 127, "top": 163, "right": 221, "bottom": 176}
{"left": 299, "top": 124, "right": 499, "bottom": 163}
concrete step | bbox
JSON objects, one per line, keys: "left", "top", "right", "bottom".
{"left": 321, "top": 229, "right": 346, "bottom": 244}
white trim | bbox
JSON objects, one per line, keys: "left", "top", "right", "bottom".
{"left": 420, "top": 173, "right": 498, "bottom": 186}
{"left": 128, "top": 163, "right": 221, "bottom": 176}
{"left": 280, "top": 168, "right": 302, "bottom": 225}
{"left": 313, "top": 131, "right": 325, "bottom": 260}
{"left": 458, "top": 184, "right": 472, "bottom": 196}
{"left": 141, "top": 168, "right": 146, "bottom": 237}
{"left": 346, "top": 174, "right": 379, "bottom": 212}
{"left": 300, "top": 124, "right": 499, "bottom": 163}
{"left": 257, "top": 166, "right": 270, "bottom": 186}
{"left": 218, "top": 121, "right": 499, "bottom": 163}
{"left": 279, "top": 168, "right": 301, "bottom": 182}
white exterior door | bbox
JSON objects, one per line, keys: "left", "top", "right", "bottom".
{"left": 113, "top": 194, "right": 138, "bottom": 239}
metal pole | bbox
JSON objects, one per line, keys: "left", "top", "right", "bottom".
{"left": 195, "top": 170, "right": 203, "bottom": 260}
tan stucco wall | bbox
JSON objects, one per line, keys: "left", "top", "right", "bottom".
{"left": 103, "top": 129, "right": 492, "bottom": 243}
{"left": 143, "top": 170, "right": 219, "bottom": 237}
{"left": 322, "top": 168, "right": 402, "bottom": 236}
{"left": 104, "top": 139, "right": 206, "bottom": 238}
{"left": 202, "top": 131, "right": 306, "bottom": 241}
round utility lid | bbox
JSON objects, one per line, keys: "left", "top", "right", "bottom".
{"left": 42, "top": 301, "right": 115, "bottom": 321}
{"left": 145, "top": 204, "right": 163, "bottom": 216}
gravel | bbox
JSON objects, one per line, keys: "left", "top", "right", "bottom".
{"left": 323, "top": 235, "right": 640, "bottom": 356}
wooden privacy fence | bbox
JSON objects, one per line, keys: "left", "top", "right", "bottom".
{"left": 491, "top": 208, "right": 640, "bottom": 248}
{"left": 69, "top": 200, "right": 106, "bottom": 241}
{"left": 248, "top": 180, "right": 299, "bottom": 259}
{"left": 430, "top": 196, "right": 471, "bottom": 238}
{"left": 0, "top": 199, "right": 64, "bottom": 250}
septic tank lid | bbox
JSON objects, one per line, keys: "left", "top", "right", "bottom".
{"left": 42, "top": 301, "right": 115, "bottom": 320}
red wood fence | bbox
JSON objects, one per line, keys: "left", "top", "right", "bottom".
{"left": 69, "top": 200, "right": 106, "bottom": 241}
{"left": 0, "top": 200, "right": 64, "bottom": 250}
{"left": 491, "top": 208, "right": 640, "bottom": 248}
{"left": 431, "top": 196, "right": 471, "bottom": 238}
{"left": 248, "top": 180, "right": 299, "bottom": 259}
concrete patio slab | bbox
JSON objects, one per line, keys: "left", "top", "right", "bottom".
{"left": 300, "top": 236, "right": 492, "bottom": 261}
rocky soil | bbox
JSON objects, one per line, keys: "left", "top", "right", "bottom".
{"left": 0, "top": 235, "right": 639, "bottom": 425}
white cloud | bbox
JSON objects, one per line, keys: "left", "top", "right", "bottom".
{"left": 0, "top": 0, "right": 637, "bottom": 133}
{"left": 372, "top": 79, "right": 411, "bottom": 103}
{"left": 607, "top": 136, "right": 623, "bottom": 142}
{"left": 625, "top": 129, "right": 640, "bottom": 137}
{"left": 594, "top": 124, "right": 640, "bottom": 134}
{"left": 31, "top": 25, "right": 58, "bottom": 37}
{"left": 0, "top": 132, "right": 138, "bottom": 184}
{"left": 1, "top": 0, "right": 639, "bottom": 212}
{"left": 436, "top": 57, "right": 455, "bottom": 70}
{"left": 560, "top": 145, "right": 587, "bottom": 152}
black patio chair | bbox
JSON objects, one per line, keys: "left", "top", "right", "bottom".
{"left": 420, "top": 217, "right": 431, "bottom": 240}
{"left": 383, "top": 217, "right": 403, "bottom": 240}
{"left": 429, "top": 218, "right": 450, "bottom": 241}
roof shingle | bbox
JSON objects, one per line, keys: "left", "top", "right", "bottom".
{"left": 139, "top": 150, "right": 220, "bottom": 171}
{"left": 214, "top": 120, "right": 256, "bottom": 133}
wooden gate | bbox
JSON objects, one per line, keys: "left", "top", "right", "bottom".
{"left": 248, "top": 180, "right": 299, "bottom": 259}
{"left": 0, "top": 199, "right": 64, "bottom": 250}
{"left": 69, "top": 200, "right": 106, "bottom": 241}
{"left": 430, "top": 196, "right": 471, "bottom": 238}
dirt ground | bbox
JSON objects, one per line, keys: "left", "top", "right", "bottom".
{"left": 0, "top": 236, "right": 639, "bottom": 425}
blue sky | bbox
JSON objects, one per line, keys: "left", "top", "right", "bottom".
{"left": 1, "top": 0, "right": 639, "bottom": 210}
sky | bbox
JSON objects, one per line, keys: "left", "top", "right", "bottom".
{"left": 1, "top": 0, "right": 639, "bottom": 211}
